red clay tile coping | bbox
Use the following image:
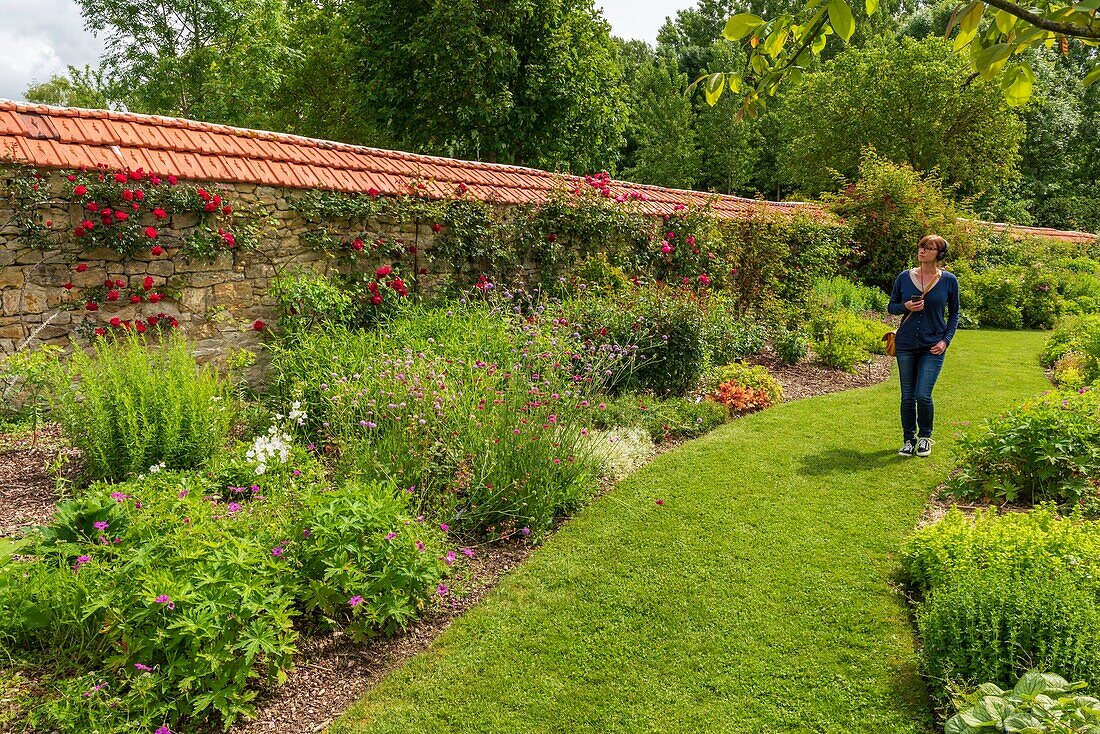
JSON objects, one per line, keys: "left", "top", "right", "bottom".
{"left": 0, "top": 99, "right": 820, "bottom": 221}
{"left": 0, "top": 100, "right": 1095, "bottom": 245}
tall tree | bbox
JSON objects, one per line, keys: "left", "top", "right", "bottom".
{"left": 622, "top": 55, "right": 701, "bottom": 189}
{"left": 24, "top": 65, "right": 118, "bottom": 110}
{"left": 345, "top": 0, "right": 626, "bottom": 171}
{"left": 778, "top": 36, "right": 1023, "bottom": 198}
{"left": 693, "top": 42, "right": 762, "bottom": 194}
{"left": 73, "top": 0, "right": 297, "bottom": 127}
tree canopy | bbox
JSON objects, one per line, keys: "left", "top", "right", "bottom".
{"left": 344, "top": 0, "right": 626, "bottom": 171}
{"left": 779, "top": 35, "right": 1024, "bottom": 198}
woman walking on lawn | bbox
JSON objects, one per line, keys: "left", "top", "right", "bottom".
{"left": 889, "top": 234, "right": 961, "bottom": 457}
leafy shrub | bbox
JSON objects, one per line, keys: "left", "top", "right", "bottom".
{"left": 699, "top": 296, "right": 767, "bottom": 367}
{"left": 563, "top": 286, "right": 705, "bottom": 396}
{"left": 903, "top": 508, "right": 1100, "bottom": 706}
{"left": 713, "top": 382, "right": 772, "bottom": 413}
{"left": 267, "top": 308, "right": 610, "bottom": 538}
{"left": 809, "top": 310, "right": 886, "bottom": 372}
{"left": 945, "top": 389, "right": 1100, "bottom": 507}
{"left": 1041, "top": 315, "right": 1100, "bottom": 386}
{"left": 0, "top": 458, "right": 447, "bottom": 733}
{"left": 900, "top": 506, "right": 1100, "bottom": 598}
{"left": 296, "top": 479, "right": 446, "bottom": 640}
{"left": 811, "top": 276, "right": 889, "bottom": 313}
{"left": 48, "top": 334, "right": 234, "bottom": 481}
{"left": 585, "top": 393, "right": 727, "bottom": 443}
{"left": 269, "top": 269, "right": 353, "bottom": 331}
{"left": 1052, "top": 352, "right": 1090, "bottom": 390}
{"left": 826, "top": 153, "right": 963, "bottom": 292}
{"left": 640, "top": 397, "right": 727, "bottom": 443}
{"left": 946, "top": 670, "right": 1100, "bottom": 734}
{"left": 704, "top": 363, "right": 783, "bottom": 405}
{"left": 962, "top": 265, "right": 1064, "bottom": 330}
{"left": 772, "top": 326, "right": 810, "bottom": 365}
{"left": 917, "top": 566, "right": 1100, "bottom": 701}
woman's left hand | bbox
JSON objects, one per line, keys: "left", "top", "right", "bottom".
{"left": 930, "top": 340, "right": 947, "bottom": 355}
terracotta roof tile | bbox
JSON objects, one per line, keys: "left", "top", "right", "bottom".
{"left": 0, "top": 99, "right": 1090, "bottom": 241}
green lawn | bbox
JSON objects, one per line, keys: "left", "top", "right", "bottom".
{"left": 331, "top": 330, "right": 1051, "bottom": 734}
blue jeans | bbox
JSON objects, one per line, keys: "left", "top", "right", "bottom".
{"left": 896, "top": 348, "right": 945, "bottom": 440}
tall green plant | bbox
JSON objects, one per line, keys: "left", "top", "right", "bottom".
{"left": 50, "top": 334, "right": 234, "bottom": 480}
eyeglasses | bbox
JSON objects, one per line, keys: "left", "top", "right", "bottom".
{"left": 918, "top": 245, "right": 940, "bottom": 251}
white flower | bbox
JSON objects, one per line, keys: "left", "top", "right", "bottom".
{"left": 149, "top": 461, "right": 166, "bottom": 474}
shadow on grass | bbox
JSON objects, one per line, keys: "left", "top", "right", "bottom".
{"left": 797, "top": 447, "right": 900, "bottom": 477}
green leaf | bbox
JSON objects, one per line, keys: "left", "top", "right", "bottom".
{"left": 724, "top": 13, "right": 766, "bottom": 41}
{"left": 727, "top": 72, "right": 743, "bottom": 94}
{"left": 1013, "top": 670, "right": 1049, "bottom": 697}
{"left": 705, "top": 72, "right": 725, "bottom": 106}
{"left": 866, "top": 0, "right": 879, "bottom": 15}
{"left": 1077, "top": 0, "right": 1100, "bottom": 8}
{"left": 975, "top": 42, "right": 1013, "bottom": 80}
{"left": 1002, "top": 63, "right": 1035, "bottom": 107}
{"left": 994, "top": 9, "right": 1016, "bottom": 34}
{"left": 827, "top": 0, "right": 855, "bottom": 42}
{"left": 954, "top": 26, "right": 978, "bottom": 51}
{"left": 1084, "top": 65, "right": 1100, "bottom": 88}
{"left": 960, "top": 1, "right": 986, "bottom": 33}
{"left": 763, "top": 26, "right": 791, "bottom": 57}
{"left": 751, "top": 53, "right": 771, "bottom": 76}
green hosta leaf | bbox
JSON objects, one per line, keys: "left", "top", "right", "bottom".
{"left": 1013, "top": 670, "right": 1049, "bottom": 697}
{"left": 1002, "top": 63, "right": 1035, "bottom": 107}
{"left": 705, "top": 72, "right": 725, "bottom": 106}
{"left": 994, "top": 9, "right": 1016, "bottom": 34}
{"left": 827, "top": 0, "right": 855, "bottom": 42}
{"left": 724, "top": 13, "right": 765, "bottom": 41}
{"left": 866, "top": 0, "right": 879, "bottom": 15}
{"left": 975, "top": 42, "right": 1013, "bottom": 80}
{"left": 1084, "top": 65, "right": 1100, "bottom": 88}
{"left": 980, "top": 695, "right": 1017, "bottom": 723}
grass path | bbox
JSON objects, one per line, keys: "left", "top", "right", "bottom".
{"left": 331, "top": 330, "right": 1050, "bottom": 734}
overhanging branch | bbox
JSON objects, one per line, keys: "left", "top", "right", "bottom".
{"left": 980, "top": 0, "right": 1100, "bottom": 39}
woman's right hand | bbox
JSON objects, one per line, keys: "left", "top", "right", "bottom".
{"left": 906, "top": 298, "right": 925, "bottom": 312}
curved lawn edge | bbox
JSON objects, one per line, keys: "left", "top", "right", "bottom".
{"left": 329, "top": 330, "right": 1050, "bottom": 734}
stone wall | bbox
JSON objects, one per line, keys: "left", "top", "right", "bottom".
{"left": 0, "top": 171, "right": 456, "bottom": 359}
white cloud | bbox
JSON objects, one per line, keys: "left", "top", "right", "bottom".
{"left": 0, "top": 0, "right": 106, "bottom": 101}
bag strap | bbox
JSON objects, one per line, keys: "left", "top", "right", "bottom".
{"left": 899, "top": 271, "right": 941, "bottom": 326}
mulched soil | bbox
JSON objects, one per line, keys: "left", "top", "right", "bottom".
{"left": 0, "top": 425, "right": 80, "bottom": 538}
{"left": 0, "top": 355, "right": 895, "bottom": 734}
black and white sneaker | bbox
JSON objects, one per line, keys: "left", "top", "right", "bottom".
{"left": 916, "top": 437, "right": 933, "bottom": 457}
{"left": 898, "top": 439, "right": 916, "bottom": 457}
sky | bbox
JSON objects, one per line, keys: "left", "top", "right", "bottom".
{"left": 0, "top": 0, "right": 699, "bottom": 103}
